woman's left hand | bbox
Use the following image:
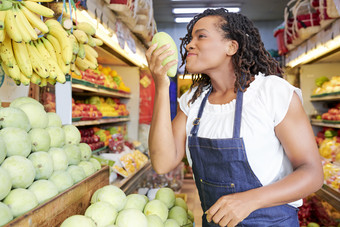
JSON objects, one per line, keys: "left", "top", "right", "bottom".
{"left": 205, "top": 191, "right": 258, "bottom": 227}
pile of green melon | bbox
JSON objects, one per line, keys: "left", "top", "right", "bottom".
{"left": 0, "top": 97, "right": 101, "bottom": 226}
{"left": 61, "top": 186, "right": 194, "bottom": 227}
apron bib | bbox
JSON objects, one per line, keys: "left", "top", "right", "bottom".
{"left": 188, "top": 87, "right": 299, "bottom": 227}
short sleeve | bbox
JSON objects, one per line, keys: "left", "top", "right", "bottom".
{"left": 262, "top": 76, "right": 303, "bottom": 126}
{"left": 178, "top": 88, "right": 195, "bottom": 116}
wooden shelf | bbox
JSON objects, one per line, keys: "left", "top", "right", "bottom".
{"left": 113, "top": 161, "right": 152, "bottom": 195}
{"left": 315, "top": 184, "right": 340, "bottom": 211}
{"left": 311, "top": 121, "right": 340, "bottom": 129}
{"left": 310, "top": 95, "right": 340, "bottom": 102}
{"left": 4, "top": 166, "right": 110, "bottom": 227}
{"left": 72, "top": 117, "right": 130, "bottom": 127}
{"left": 72, "top": 84, "right": 131, "bottom": 99}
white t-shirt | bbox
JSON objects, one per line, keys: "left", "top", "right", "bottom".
{"left": 178, "top": 73, "right": 303, "bottom": 207}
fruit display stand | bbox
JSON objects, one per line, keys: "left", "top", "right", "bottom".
{"left": 4, "top": 166, "right": 110, "bottom": 227}
{"left": 283, "top": 16, "right": 340, "bottom": 223}
{"left": 113, "top": 160, "right": 152, "bottom": 195}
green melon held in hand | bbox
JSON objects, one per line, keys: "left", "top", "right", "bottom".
{"left": 151, "top": 32, "right": 178, "bottom": 77}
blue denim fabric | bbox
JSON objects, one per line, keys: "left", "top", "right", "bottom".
{"left": 188, "top": 88, "right": 299, "bottom": 227}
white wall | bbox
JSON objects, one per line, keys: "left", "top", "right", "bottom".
{"left": 109, "top": 66, "right": 140, "bottom": 141}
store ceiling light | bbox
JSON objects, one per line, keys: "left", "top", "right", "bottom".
{"left": 287, "top": 34, "right": 340, "bottom": 67}
{"left": 175, "top": 17, "right": 193, "bottom": 23}
{"left": 172, "top": 7, "right": 240, "bottom": 14}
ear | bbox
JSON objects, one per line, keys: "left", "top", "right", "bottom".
{"left": 226, "top": 40, "right": 238, "bottom": 56}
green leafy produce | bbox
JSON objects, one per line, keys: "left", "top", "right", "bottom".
{"left": 315, "top": 76, "right": 329, "bottom": 87}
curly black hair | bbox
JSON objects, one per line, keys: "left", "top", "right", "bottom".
{"left": 179, "top": 8, "right": 283, "bottom": 104}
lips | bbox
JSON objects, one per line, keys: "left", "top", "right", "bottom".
{"left": 186, "top": 53, "right": 196, "bottom": 58}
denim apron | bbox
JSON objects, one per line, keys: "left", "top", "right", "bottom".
{"left": 188, "top": 87, "right": 299, "bottom": 227}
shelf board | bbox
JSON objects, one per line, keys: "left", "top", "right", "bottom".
{"left": 113, "top": 161, "right": 152, "bottom": 194}
{"left": 92, "top": 146, "right": 109, "bottom": 154}
{"left": 95, "top": 45, "right": 130, "bottom": 66}
{"left": 315, "top": 184, "right": 340, "bottom": 211}
{"left": 310, "top": 95, "right": 340, "bottom": 102}
{"left": 311, "top": 121, "right": 340, "bottom": 129}
{"left": 72, "top": 83, "right": 131, "bottom": 98}
{"left": 73, "top": 117, "right": 130, "bottom": 127}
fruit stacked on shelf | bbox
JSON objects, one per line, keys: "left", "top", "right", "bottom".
{"left": 111, "top": 149, "right": 149, "bottom": 178}
{"left": 0, "top": 96, "right": 102, "bottom": 226}
{"left": 316, "top": 128, "right": 340, "bottom": 161}
{"left": 322, "top": 160, "right": 340, "bottom": 192}
{"left": 71, "top": 64, "right": 131, "bottom": 93}
{"left": 312, "top": 76, "right": 340, "bottom": 96}
{"left": 72, "top": 98, "right": 103, "bottom": 120}
{"left": 79, "top": 125, "right": 128, "bottom": 151}
{"left": 98, "top": 64, "right": 131, "bottom": 93}
{"left": 320, "top": 103, "right": 340, "bottom": 122}
{"left": 81, "top": 96, "right": 129, "bottom": 118}
{"left": 41, "top": 88, "right": 56, "bottom": 113}
{"left": 298, "top": 195, "right": 339, "bottom": 226}
{"left": 79, "top": 128, "right": 104, "bottom": 151}
{"left": 61, "top": 186, "right": 194, "bottom": 227}
{"left": 78, "top": 68, "right": 105, "bottom": 85}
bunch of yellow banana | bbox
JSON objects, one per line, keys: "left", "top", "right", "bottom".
{"left": 0, "top": 0, "right": 54, "bottom": 43}
{"left": 65, "top": 21, "right": 103, "bottom": 76}
{"left": 0, "top": 32, "right": 66, "bottom": 86}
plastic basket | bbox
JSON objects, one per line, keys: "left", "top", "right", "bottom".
{"left": 292, "top": 0, "right": 321, "bottom": 43}
{"left": 274, "top": 24, "right": 289, "bottom": 55}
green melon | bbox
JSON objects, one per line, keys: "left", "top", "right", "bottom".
{"left": 0, "top": 167, "right": 11, "bottom": 200}
{"left": 46, "top": 126, "right": 65, "bottom": 148}
{"left": 155, "top": 187, "right": 176, "bottom": 209}
{"left": 60, "top": 215, "right": 96, "bottom": 227}
{"left": 28, "top": 179, "right": 58, "bottom": 204}
{"left": 0, "top": 127, "right": 31, "bottom": 157}
{"left": 115, "top": 209, "right": 147, "bottom": 227}
{"left": 63, "top": 144, "right": 81, "bottom": 165}
{"left": 78, "top": 161, "right": 96, "bottom": 177}
{"left": 46, "top": 112, "right": 62, "bottom": 127}
{"left": 10, "top": 97, "right": 44, "bottom": 109}
{"left": 29, "top": 128, "right": 51, "bottom": 152}
{"left": 3, "top": 188, "right": 38, "bottom": 217}
{"left": 144, "top": 199, "right": 168, "bottom": 222}
{"left": 17, "top": 102, "right": 48, "bottom": 129}
{"left": 67, "top": 165, "right": 86, "bottom": 183}
{"left": 28, "top": 151, "right": 54, "bottom": 180}
{"left": 0, "top": 107, "right": 31, "bottom": 132}
{"left": 84, "top": 201, "right": 118, "bottom": 227}
{"left": 48, "top": 147, "right": 68, "bottom": 171}
{"left": 0, "top": 136, "right": 6, "bottom": 164}
{"left": 62, "top": 125, "right": 81, "bottom": 145}
{"left": 1, "top": 156, "right": 35, "bottom": 188}
{"left": 78, "top": 143, "right": 92, "bottom": 161}
{"left": 49, "top": 170, "right": 74, "bottom": 192}
{"left": 151, "top": 32, "right": 178, "bottom": 77}
{"left": 0, "top": 202, "right": 13, "bottom": 226}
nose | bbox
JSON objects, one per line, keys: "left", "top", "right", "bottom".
{"left": 186, "top": 40, "right": 194, "bottom": 51}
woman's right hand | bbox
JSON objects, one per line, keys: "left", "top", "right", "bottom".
{"left": 145, "top": 43, "right": 178, "bottom": 89}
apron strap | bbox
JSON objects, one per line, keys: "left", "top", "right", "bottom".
{"left": 232, "top": 89, "right": 244, "bottom": 138}
{"left": 190, "top": 87, "right": 212, "bottom": 136}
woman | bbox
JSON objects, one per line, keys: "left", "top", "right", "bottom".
{"left": 146, "top": 8, "right": 323, "bottom": 227}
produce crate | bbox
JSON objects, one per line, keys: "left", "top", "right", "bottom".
{"left": 4, "top": 166, "right": 110, "bottom": 227}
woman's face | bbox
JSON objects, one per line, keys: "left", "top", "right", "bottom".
{"left": 185, "top": 16, "right": 232, "bottom": 74}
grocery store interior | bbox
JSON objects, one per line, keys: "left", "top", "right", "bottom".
{"left": 0, "top": 0, "right": 339, "bottom": 226}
